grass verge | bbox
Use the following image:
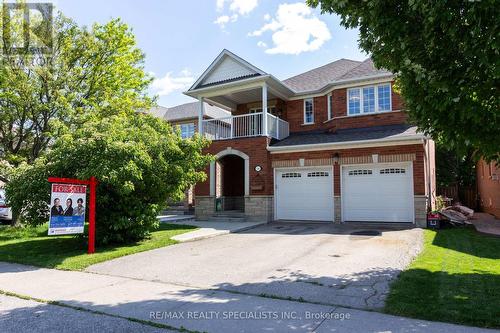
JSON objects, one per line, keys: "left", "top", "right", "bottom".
{"left": 0, "top": 223, "right": 196, "bottom": 270}
{"left": 384, "top": 227, "right": 500, "bottom": 328}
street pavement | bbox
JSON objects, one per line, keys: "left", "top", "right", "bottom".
{"left": 0, "top": 261, "right": 494, "bottom": 333}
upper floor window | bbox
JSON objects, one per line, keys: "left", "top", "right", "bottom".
{"left": 179, "top": 123, "right": 195, "bottom": 139}
{"left": 327, "top": 93, "right": 333, "bottom": 119}
{"left": 304, "top": 98, "right": 314, "bottom": 124}
{"left": 348, "top": 83, "right": 391, "bottom": 115}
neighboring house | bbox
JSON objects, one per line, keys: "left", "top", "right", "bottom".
{"left": 182, "top": 49, "right": 435, "bottom": 226}
{"left": 149, "top": 102, "right": 230, "bottom": 210}
{"left": 477, "top": 159, "right": 500, "bottom": 218}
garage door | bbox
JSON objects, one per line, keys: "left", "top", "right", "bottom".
{"left": 342, "top": 163, "right": 413, "bottom": 223}
{"left": 276, "top": 168, "right": 333, "bottom": 221}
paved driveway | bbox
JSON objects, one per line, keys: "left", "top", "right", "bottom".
{"left": 87, "top": 223, "right": 423, "bottom": 310}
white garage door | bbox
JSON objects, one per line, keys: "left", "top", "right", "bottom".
{"left": 342, "top": 163, "right": 413, "bottom": 223}
{"left": 276, "top": 168, "right": 333, "bottom": 221}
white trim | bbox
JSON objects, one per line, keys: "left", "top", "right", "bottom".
{"left": 188, "top": 49, "right": 267, "bottom": 91}
{"left": 214, "top": 148, "right": 250, "bottom": 196}
{"left": 187, "top": 75, "right": 270, "bottom": 97}
{"left": 347, "top": 83, "right": 392, "bottom": 116}
{"left": 268, "top": 137, "right": 425, "bottom": 154}
{"left": 287, "top": 75, "right": 394, "bottom": 100}
{"left": 303, "top": 98, "right": 314, "bottom": 124}
{"left": 340, "top": 162, "right": 415, "bottom": 223}
{"left": 273, "top": 165, "right": 334, "bottom": 222}
{"left": 262, "top": 83, "right": 268, "bottom": 136}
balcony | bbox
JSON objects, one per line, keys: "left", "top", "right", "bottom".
{"left": 202, "top": 112, "right": 289, "bottom": 141}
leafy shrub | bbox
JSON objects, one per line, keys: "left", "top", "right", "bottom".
{"left": 435, "top": 196, "right": 447, "bottom": 211}
{"left": 6, "top": 114, "right": 211, "bottom": 244}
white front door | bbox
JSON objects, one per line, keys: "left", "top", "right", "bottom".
{"left": 342, "top": 163, "right": 414, "bottom": 223}
{"left": 275, "top": 168, "right": 333, "bottom": 221}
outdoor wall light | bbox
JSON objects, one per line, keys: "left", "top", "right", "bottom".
{"left": 332, "top": 153, "right": 340, "bottom": 164}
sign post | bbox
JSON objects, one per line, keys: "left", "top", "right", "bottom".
{"left": 48, "top": 177, "right": 98, "bottom": 254}
{"left": 88, "top": 176, "right": 97, "bottom": 254}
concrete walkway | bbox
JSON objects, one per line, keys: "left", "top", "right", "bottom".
{"left": 0, "top": 262, "right": 493, "bottom": 333}
{"left": 471, "top": 213, "right": 500, "bottom": 236}
{"left": 167, "top": 220, "right": 266, "bottom": 242}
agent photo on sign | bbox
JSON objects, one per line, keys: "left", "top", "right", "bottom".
{"left": 63, "top": 198, "right": 73, "bottom": 216}
{"left": 73, "top": 198, "right": 85, "bottom": 217}
{"left": 50, "top": 198, "right": 63, "bottom": 216}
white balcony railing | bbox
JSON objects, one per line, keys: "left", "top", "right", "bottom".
{"left": 202, "top": 112, "right": 289, "bottom": 141}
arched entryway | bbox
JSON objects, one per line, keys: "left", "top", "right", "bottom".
{"left": 211, "top": 148, "right": 249, "bottom": 212}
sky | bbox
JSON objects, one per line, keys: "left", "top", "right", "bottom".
{"left": 54, "top": 0, "right": 366, "bottom": 107}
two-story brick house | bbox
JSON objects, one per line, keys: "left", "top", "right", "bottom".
{"left": 184, "top": 49, "right": 436, "bottom": 227}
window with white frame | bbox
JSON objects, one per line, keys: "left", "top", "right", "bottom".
{"left": 327, "top": 93, "right": 333, "bottom": 119}
{"left": 304, "top": 98, "right": 314, "bottom": 124}
{"left": 348, "top": 83, "right": 392, "bottom": 115}
{"left": 179, "top": 123, "right": 195, "bottom": 139}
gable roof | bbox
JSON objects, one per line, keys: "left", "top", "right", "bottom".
{"left": 150, "top": 102, "right": 230, "bottom": 122}
{"left": 189, "top": 49, "right": 267, "bottom": 91}
{"left": 185, "top": 49, "right": 395, "bottom": 101}
{"left": 282, "top": 59, "right": 361, "bottom": 93}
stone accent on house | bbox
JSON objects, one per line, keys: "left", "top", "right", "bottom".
{"left": 195, "top": 196, "right": 215, "bottom": 220}
{"left": 414, "top": 195, "right": 428, "bottom": 227}
{"left": 334, "top": 196, "right": 341, "bottom": 223}
{"left": 245, "top": 195, "right": 273, "bottom": 222}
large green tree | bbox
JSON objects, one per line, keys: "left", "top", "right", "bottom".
{"left": 6, "top": 114, "right": 211, "bottom": 244}
{"left": 0, "top": 11, "right": 153, "bottom": 166}
{"left": 308, "top": 0, "right": 499, "bottom": 161}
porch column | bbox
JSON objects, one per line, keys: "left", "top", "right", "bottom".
{"left": 262, "top": 83, "right": 268, "bottom": 136}
{"left": 198, "top": 97, "right": 204, "bottom": 136}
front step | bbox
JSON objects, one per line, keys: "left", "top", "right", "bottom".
{"left": 207, "top": 210, "right": 247, "bottom": 222}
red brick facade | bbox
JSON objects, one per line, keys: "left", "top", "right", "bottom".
{"left": 271, "top": 144, "right": 425, "bottom": 196}
{"left": 232, "top": 81, "right": 408, "bottom": 134}
{"left": 195, "top": 80, "right": 425, "bottom": 199}
{"left": 196, "top": 142, "right": 426, "bottom": 198}
{"left": 196, "top": 136, "right": 274, "bottom": 196}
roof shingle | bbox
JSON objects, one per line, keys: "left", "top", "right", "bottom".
{"left": 270, "top": 124, "right": 420, "bottom": 147}
{"left": 282, "top": 59, "right": 361, "bottom": 93}
{"left": 149, "top": 102, "right": 230, "bottom": 122}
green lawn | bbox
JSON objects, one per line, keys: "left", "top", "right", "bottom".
{"left": 0, "top": 223, "right": 196, "bottom": 271}
{"left": 384, "top": 227, "right": 500, "bottom": 328}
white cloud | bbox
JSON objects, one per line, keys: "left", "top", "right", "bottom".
{"left": 151, "top": 70, "right": 194, "bottom": 96}
{"left": 257, "top": 41, "right": 267, "bottom": 48}
{"left": 214, "top": 15, "right": 230, "bottom": 28}
{"left": 214, "top": 0, "right": 258, "bottom": 29}
{"left": 263, "top": 13, "right": 271, "bottom": 21}
{"left": 216, "top": 0, "right": 225, "bottom": 11}
{"left": 214, "top": 14, "right": 238, "bottom": 29}
{"left": 249, "top": 3, "right": 331, "bottom": 55}
{"left": 228, "top": 0, "right": 258, "bottom": 15}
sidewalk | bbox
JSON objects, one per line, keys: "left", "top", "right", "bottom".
{"left": 167, "top": 220, "right": 266, "bottom": 242}
{"left": 0, "top": 262, "right": 493, "bottom": 333}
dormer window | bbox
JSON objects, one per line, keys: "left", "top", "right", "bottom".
{"left": 347, "top": 83, "right": 392, "bottom": 115}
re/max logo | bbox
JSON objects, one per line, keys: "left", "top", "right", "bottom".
{"left": 1, "top": 2, "right": 53, "bottom": 54}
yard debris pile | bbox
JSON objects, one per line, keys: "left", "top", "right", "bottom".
{"left": 439, "top": 204, "right": 474, "bottom": 226}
